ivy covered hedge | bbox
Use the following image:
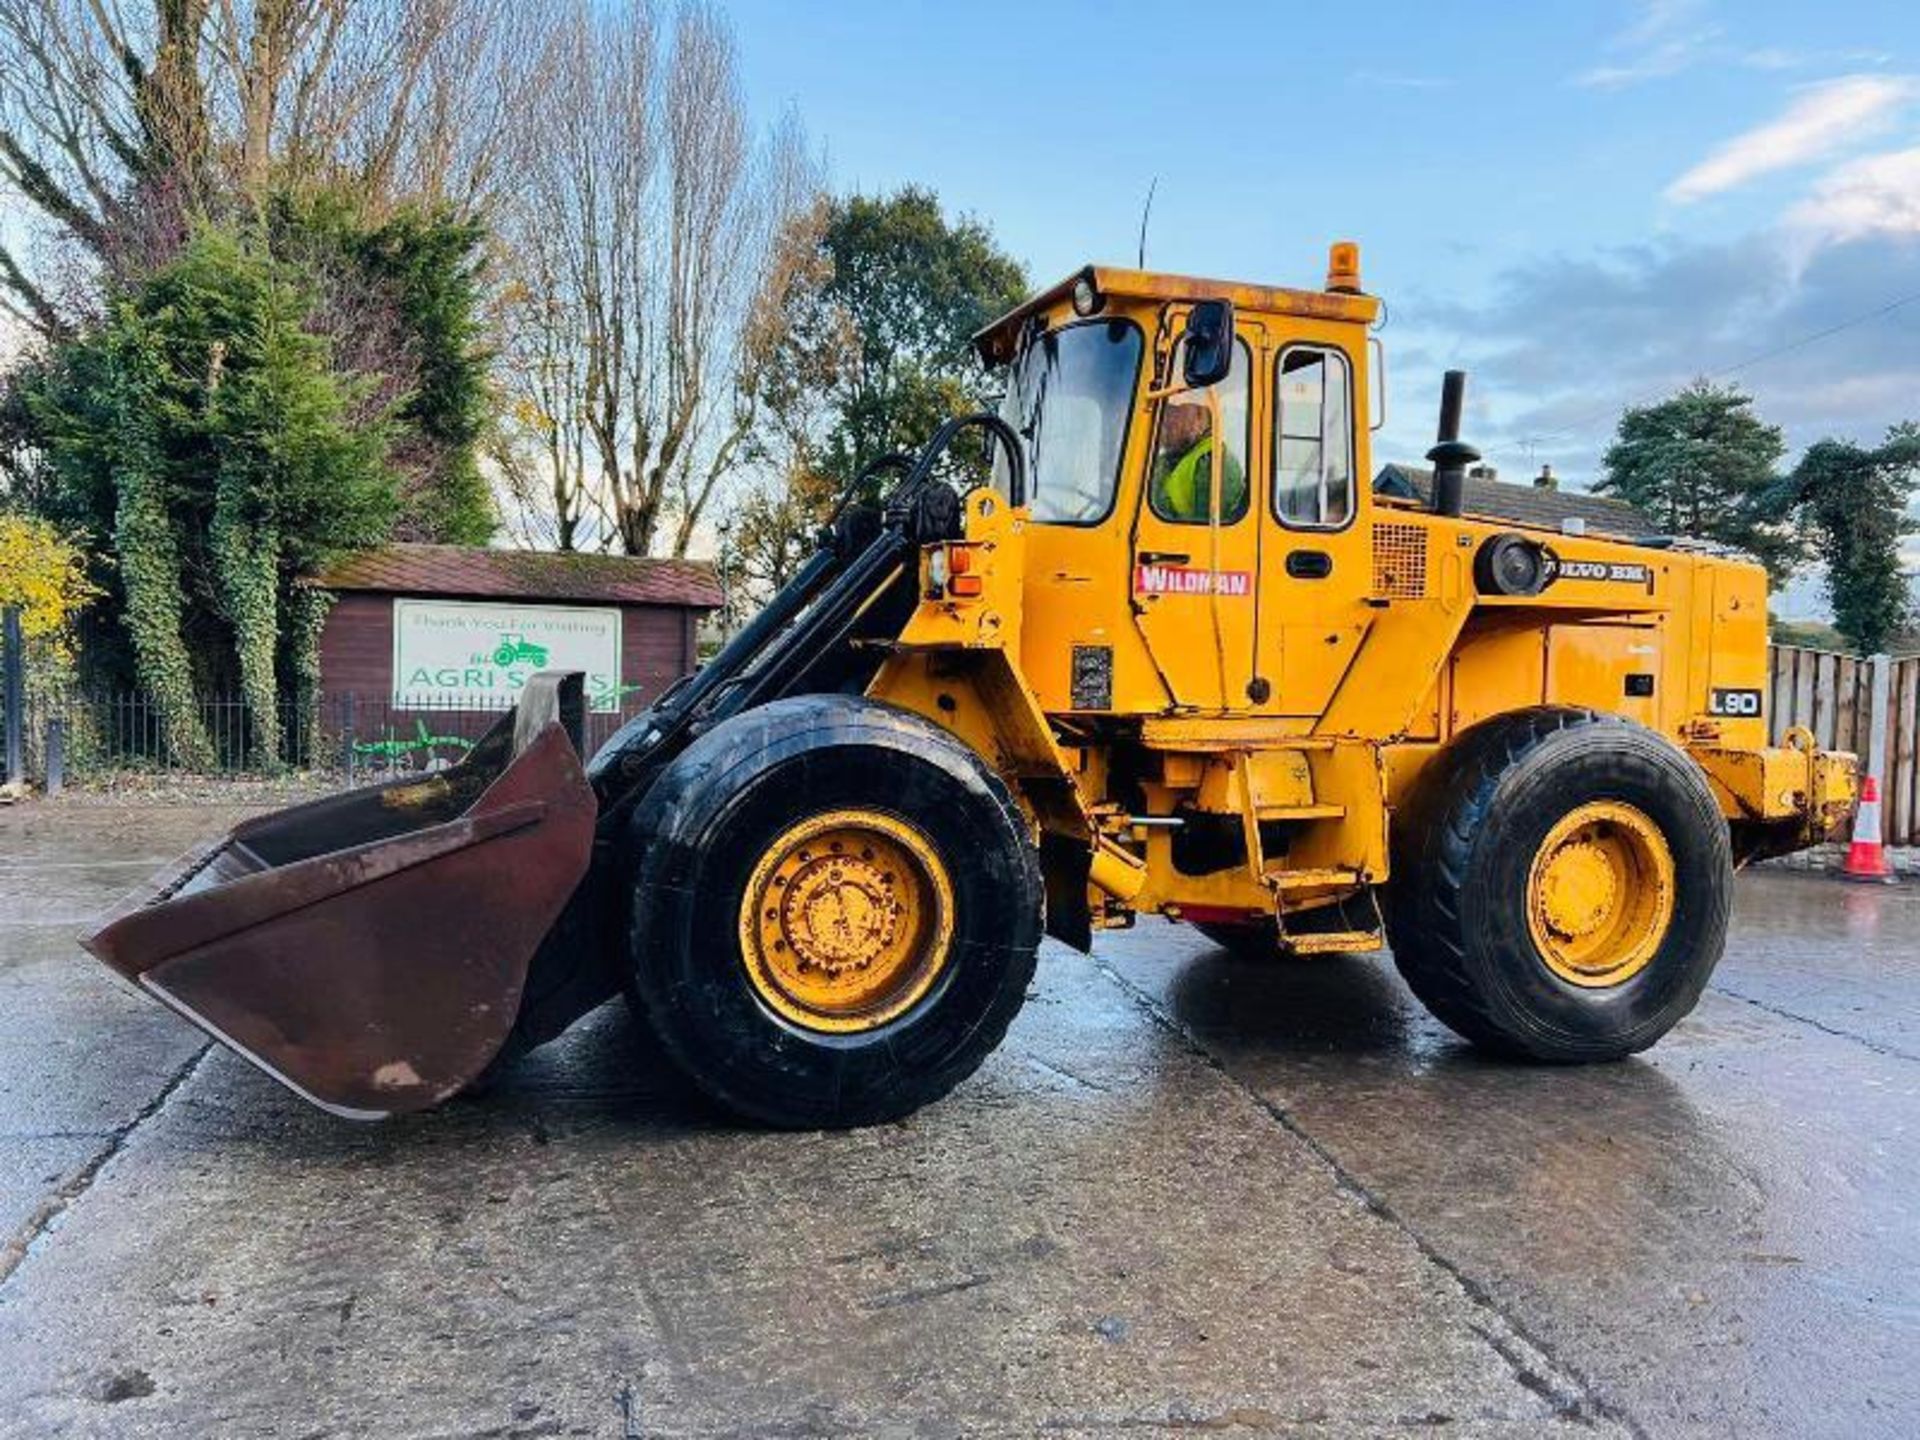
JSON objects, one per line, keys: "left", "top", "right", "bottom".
{"left": 30, "top": 229, "right": 395, "bottom": 767}
{"left": 7, "top": 196, "right": 496, "bottom": 769}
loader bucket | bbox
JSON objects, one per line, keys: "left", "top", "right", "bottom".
{"left": 80, "top": 673, "right": 598, "bottom": 1119}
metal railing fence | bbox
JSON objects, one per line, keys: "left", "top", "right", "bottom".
{"left": 0, "top": 688, "right": 650, "bottom": 785}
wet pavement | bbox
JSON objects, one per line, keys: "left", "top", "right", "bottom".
{"left": 0, "top": 805, "right": 1915, "bottom": 1438}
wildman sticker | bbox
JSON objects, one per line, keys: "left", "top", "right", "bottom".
{"left": 1134, "top": 564, "right": 1252, "bottom": 597}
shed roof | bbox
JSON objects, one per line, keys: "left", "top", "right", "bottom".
{"left": 1374, "top": 464, "right": 1662, "bottom": 538}
{"left": 314, "top": 543, "right": 723, "bottom": 609}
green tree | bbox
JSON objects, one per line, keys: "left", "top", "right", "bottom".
{"left": 1772, "top": 426, "right": 1920, "bottom": 655}
{"left": 2, "top": 185, "right": 498, "bottom": 762}
{"left": 708, "top": 189, "right": 1025, "bottom": 606}
{"left": 818, "top": 188, "right": 1027, "bottom": 483}
{"left": 1599, "top": 382, "right": 1798, "bottom": 583}
{"left": 272, "top": 192, "right": 497, "bottom": 545}
{"left": 33, "top": 227, "right": 397, "bottom": 765}
{"left": 368, "top": 209, "right": 495, "bottom": 545}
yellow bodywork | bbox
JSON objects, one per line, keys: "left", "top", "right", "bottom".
{"left": 866, "top": 249, "right": 1858, "bottom": 949}
{"left": 1525, "top": 801, "right": 1675, "bottom": 988}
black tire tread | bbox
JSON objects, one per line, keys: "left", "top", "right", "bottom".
{"left": 1390, "top": 708, "right": 1603, "bottom": 1050}
{"left": 1386, "top": 706, "right": 1731, "bottom": 1060}
{"left": 625, "top": 694, "right": 1041, "bottom": 1129}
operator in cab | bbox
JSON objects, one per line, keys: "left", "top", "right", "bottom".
{"left": 1149, "top": 393, "right": 1246, "bottom": 523}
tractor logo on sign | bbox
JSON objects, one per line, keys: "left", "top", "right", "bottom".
{"left": 482, "top": 633, "right": 551, "bottom": 669}
{"left": 1134, "top": 564, "right": 1252, "bottom": 597}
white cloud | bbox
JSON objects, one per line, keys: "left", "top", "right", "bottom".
{"left": 1618, "top": 0, "right": 1707, "bottom": 48}
{"left": 1741, "top": 46, "right": 1894, "bottom": 74}
{"left": 1758, "top": 367, "right": 1920, "bottom": 420}
{"left": 1666, "top": 74, "right": 1917, "bottom": 202}
{"left": 1577, "top": 0, "right": 1718, "bottom": 89}
{"left": 1788, "top": 146, "right": 1920, "bottom": 247}
{"left": 1574, "top": 3, "right": 1894, "bottom": 89}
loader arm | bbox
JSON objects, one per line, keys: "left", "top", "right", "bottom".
{"left": 586, "top": 415, "right": 1025, "bottom": 821}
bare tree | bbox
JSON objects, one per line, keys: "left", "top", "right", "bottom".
{"left": 209, "top": 0, "right": 535, "bottom": 212}
{"left": 0, "top": 0, "right": 194, "bottom": 328}
{"left": 0, "top": 0, "right": 531, "bottom": 334}
{"left": 495, "top": 1, "right": 815, "bottom": 557}
{"left": 717, "top": 193, "right": 859, "bottom": 595}
{"left": 490, "top": 257, "right": 597, "bottom": 551}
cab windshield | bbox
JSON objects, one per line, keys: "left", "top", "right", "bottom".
{"left": 996, "top": 318, "right": 1143, "bottom": 524}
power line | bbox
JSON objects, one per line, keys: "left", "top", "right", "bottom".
{"left": 1517, "top": 284, "right": 1920, "bottom": 452}
{"left": 1704, "top": 288, "right": 1920, "bottom": 382}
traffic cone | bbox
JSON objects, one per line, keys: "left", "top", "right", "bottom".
{"left": 1843, "top": 774, "right": 1897, "bottom": 883}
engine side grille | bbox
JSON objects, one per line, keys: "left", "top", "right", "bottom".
{"left": 1372, "top": 523, "right": 1428, "bottom": 599}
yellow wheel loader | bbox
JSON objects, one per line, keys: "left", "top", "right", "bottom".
{"left": 83, "top": 245, "right": 1858, "bottom": 1129}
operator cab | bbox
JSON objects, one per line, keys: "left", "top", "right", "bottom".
{"left": 972, "top": 248, "right": 1383, "bottom": 719}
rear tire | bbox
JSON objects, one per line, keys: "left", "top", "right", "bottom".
{"left": 1385, "top": 707, "right": 1731, "bottom": 1061}
{"left": 625, "top": 695, "right": 1041, "bottom": 1129}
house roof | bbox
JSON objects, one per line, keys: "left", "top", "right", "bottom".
{"left": 1374, "top": 464, "right": 1662, "bottom": 539}
{"left": 313, "top": 543, "right": 723, "bottom": 609}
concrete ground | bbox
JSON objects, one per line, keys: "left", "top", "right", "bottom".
{"left": 0, "top": 805, "right": 1914, "bottom": 1439}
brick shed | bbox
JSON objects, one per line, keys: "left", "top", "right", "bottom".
{"left": 311, "top": 544, "right": 721, "bottom": 719}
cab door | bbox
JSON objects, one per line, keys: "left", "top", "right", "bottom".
{"left": 1129, "top": 321, "right": 1260, "bottom": 711}
{"left": 1254, "top": 338, "right": 1372, "bottom": 717}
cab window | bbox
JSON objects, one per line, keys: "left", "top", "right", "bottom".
{"left": 1272, "top": 346, "right": 1354, "bottom": 529}
{"left": 997, "top": 318, "right": 1144, "bottom": 524}
{"left": 1147, "top": 337, "right": 1252, "bottom": 525}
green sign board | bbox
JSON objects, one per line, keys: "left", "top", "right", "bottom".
{"left": 392, "top": 599, "right": 624, "bottom": 713}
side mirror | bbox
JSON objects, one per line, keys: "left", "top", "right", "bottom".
{"left": 1181, "top": 299, "right": 1235, "bottom": 389}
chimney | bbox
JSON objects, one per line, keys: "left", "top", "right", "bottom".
{"left": 1535, "top": 463, "right": 1558, "bottom": 491}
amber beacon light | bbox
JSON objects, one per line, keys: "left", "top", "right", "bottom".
{"left": 1326, "top": 240, "right": 1362, "bottom": 293}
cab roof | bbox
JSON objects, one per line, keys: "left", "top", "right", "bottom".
{"left": 972, "top": 263, "right": 1383, "bottom": 365}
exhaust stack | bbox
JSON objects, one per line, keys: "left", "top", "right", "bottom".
{"left": 1427, "top": 369, "right": 1481, "bottom": 518}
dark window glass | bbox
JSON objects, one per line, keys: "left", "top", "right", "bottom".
{"left": 997, "top": 319, "right": 1144, "bottom": 524}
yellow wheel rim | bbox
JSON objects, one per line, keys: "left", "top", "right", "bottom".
{"left": 738, "top": 809, "right": 955, "bottom": 1034}
{"left": 1525, "top": 801, "right": 1675, "bottom": 988}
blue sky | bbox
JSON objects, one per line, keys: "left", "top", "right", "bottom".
{"left": 728, "top": 0, "right": 1920, "bottom": 605}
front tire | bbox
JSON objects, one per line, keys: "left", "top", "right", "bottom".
{"left": 1386, "top": 708, "right": 1731, "bottom": 1061}
{"left": 625, "top": 695, "right": 1041, "bottom": 1128}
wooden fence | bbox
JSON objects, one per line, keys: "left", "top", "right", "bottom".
{"left": 1768, "top": 645, "right": 1920, "bottom": 846}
